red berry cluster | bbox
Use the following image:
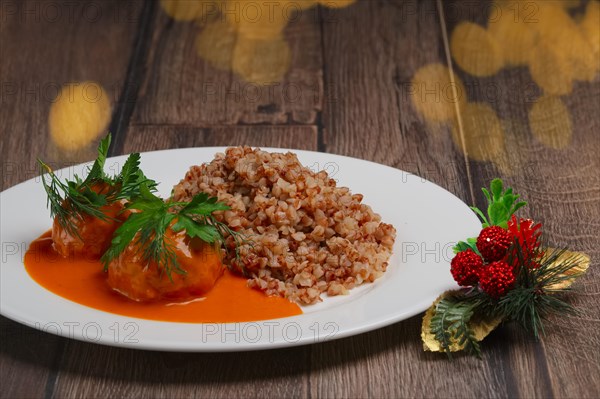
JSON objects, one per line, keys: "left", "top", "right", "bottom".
{"left": 451, "top": 225, "right": 517, "bottom": 299}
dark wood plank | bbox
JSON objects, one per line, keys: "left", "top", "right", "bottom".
{"left": 0, "top": 317, "right": 64, "bottom": 399}
{"left": 0, "top": 1, "right": 143, "bottom": 398}
{"left": 441, "top": 0, "right": 600, "bottom": 397}
{"left": 0, "top": 0, "right": 143, "bottom": 191}
{"left": 122, "top": 124, "right": 318, "bottom": 153}
{"left": 51, "top": 125, "right": 317, "bottom": 398}
{"left": 53, "top": 344, "right": 311, "bottom": 399}
{"left": 131, "top": 4, "right": 323, "bottom": 126}
{"left": 320, "top": 0, "right": 471, "bottom": 191}
{"left": 316, "top": 1, "right": 513, "bottom": 398}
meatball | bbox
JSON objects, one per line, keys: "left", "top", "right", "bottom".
{"left": 106, "top": 228, "right": 224, "bottom": 302}
{"left": 52, "top": 183, "right": 125, "bottom": 259}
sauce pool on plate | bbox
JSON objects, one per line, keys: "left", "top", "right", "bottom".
{"left": 24, "top": 232, "right": 302, "bottom": 323}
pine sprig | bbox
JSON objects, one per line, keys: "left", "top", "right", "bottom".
{"left": 430, "top": 293, "right": 484, "bottom": 358}
{"left": 497, "top": 243, "right": 583, "bottom": 339}
{"left": 101, "top": 186, "right": 246, "bottom": 280}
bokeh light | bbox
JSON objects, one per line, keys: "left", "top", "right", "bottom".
{"left": 450, "top": 22, "right": 503, "bottom": 77}
{"left": 410, "top": 63, "right": 466, "bottom": 123}
{"left": 48, "top": 82, "right": 111, "bottom": 152}
{"left": 451, "top": 102, "right": 505, "bottom": 163}
{"left": 529, "top": 95, "right": 573, "bottom": 149}
{"left": 161, "top": 0, "right": 356, "bottom": 85}
{"left": 411, "top": 0, "right": 599, "bottom": 171}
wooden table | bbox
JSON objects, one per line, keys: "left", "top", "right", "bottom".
{"left": 1, "top": 0, "right": 599, "bottom": 397}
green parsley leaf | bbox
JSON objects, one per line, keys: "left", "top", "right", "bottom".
{"left": 101, "top": 187, "right": 244, "bottom": 280}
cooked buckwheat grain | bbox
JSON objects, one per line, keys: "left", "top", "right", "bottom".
{"left": 172, "top": 147, "right": 396, "bottom": 304}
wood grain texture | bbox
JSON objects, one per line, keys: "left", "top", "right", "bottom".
{"left": 52, "top": 341, "right": 311, "bottom": 399}
{"left": 2, "top": 0, "right": 599, "bottom": 397}
{"left": 0, "top": 1, "right": 143, "bottom": 398}
{"left": 0, "top": 317, "right": 63, "bottom": 399}
{"left": 131, "top": 6, "right": 323, "bottom": 126}
{"left": 0, "top": 0, "right": 142, "bottom": 191}
{"left": 315, "top": 1, "right": 515, "bottom": 398}
{"left": 441, "top": 0, "right": 600, "bottom": 397}
{"left": 320, "top": 0, "right": 470, "bottom": 190}
{"left": 121, "top": 124, "right": 318, "bottom": 153}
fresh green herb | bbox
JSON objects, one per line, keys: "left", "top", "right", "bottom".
{"left": 39, "top": 159, "right": 109, "bottom": 237}
{"left": 38, "top": 134, "right": 156, "bottom": 237}
{"left": 101, "top": 185, "right": 245, "bottom": 280}
{"left": 41, "top": 133, "right": 246, "bottom": 280}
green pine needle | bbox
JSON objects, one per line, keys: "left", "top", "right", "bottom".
{"left": 430, "top": 293, "right": 485, "bottom": 358}
{"left": 497, "top": 243, "right": 583, "bottom": 339}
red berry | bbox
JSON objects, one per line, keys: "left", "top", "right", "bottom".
{"left": 479, "top": 261, "right": 516, "bottom": 299}
{"left": 476, "top": 226, "right": 513, "bottom": 262}
{"left": 450, "top": 249, "right": 483, "bottom": 287}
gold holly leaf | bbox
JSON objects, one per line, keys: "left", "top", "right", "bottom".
{"left": 543, "top": 248, "right": 591, "bottom": 291}
{"left": 421, "top": 290, "right": 503, "bottom": 353}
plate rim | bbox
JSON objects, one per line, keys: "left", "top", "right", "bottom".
{"left": 0, "top": 146, "right": 479, "bottom": 351}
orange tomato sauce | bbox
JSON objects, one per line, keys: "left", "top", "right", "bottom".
{"left": 24, "top": 232, "right": 302, "bottom": 323}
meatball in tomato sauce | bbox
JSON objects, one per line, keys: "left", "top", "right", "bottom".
{"left": 106, "top": 227, "right": 223, "bottom": 302}
{"left": 52, "top": 183, "right": 126, "bottom": 259}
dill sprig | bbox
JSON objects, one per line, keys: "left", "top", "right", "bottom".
{"left": 38, "top": 134, "right": 156, "bottom": 237}
{"left": 101, "top": 185, "right": 246, "bottom": 280}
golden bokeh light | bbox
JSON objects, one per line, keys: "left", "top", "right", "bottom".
{"left": 410, "top": 0, "right": 597, "bottom": 169}
{"left": 529, "top": 39, "right": 574, "bottom": 96}
{"left": 450, "top": 22, "right": 503, "bottom": 77}
{"left": 487, "top": 5, "right": 538, "bottom": 66}
{"left": 224, "top": 0, "right": 311, "bottom": 39}
{"left": 160, "top": 0, "right": 210, "bottom": 21}
{"left": 559, "top": 0, "right": 582, "bottom": 8}
{"left": 410, "top": 63, "right": 467, "bottom": 123}
{"left": 580, "top": 1, "right": 600, "bottom": 77}
{"left": 196, "top": 19, "right": 237, "bottom": 71}
{"left": 49, "top": 82, "right": 111, "bottom": 151}
{"left": 163, "top": 0, "right": 354, "bottom": 85}
{"left": 451, "top": 102, "right": 505, "bottom": 162}
{"left": 529, "top": 95, "right": 573, "bottom": 149}
{"left": 232, "top": 36, "right": 292, "bottom": 85}
{"left": 317, "top": 0, "right": 355, "bottom": 8}
{"left": 533, "top": 4, "right": 596, "bottom": 83}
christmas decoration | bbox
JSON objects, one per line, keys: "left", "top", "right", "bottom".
{"left": 422, "top": 179, "right": 590, "bottom": 357}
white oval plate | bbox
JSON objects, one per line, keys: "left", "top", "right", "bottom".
{"left": 0, "top": 147, "right": 479, "bottom": 352}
